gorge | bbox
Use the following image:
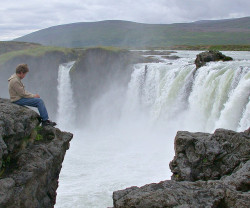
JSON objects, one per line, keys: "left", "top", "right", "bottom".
{"left": 0, "top": 46, "right": 249, "bottom": 207}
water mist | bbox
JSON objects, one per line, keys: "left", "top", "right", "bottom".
{"left": 55, "top": 51, "right": 250, "bottom": 208}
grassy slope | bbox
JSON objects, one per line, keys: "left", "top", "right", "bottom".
{"left": 0, "top": 41, "right": 41, "bottom": 55}
{"left": 0, "top": 45, "right": 77, "bottom": 65}
{"left": 14, "top": 17, "right": 250, "bottom": 48}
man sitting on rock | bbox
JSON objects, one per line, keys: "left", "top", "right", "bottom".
{"left": 8, "top": 63, "right": 56, "bottom": 127}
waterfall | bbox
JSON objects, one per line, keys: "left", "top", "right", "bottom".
{"left": 122, "top": 59, "right": 250, "bottom": 133}
{"left": 56, "top": 61, "right": 76, "bottom": 130}
{"left": 55, "top": 51, "right": 250, "bottom": 208}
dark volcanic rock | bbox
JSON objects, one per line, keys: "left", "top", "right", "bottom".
{"left": 113, "top": 128, "right": 250, "bottom": 208}
{"left": 161, "top": 55, "right": 180, "bottom": 60}
{"left": 0, "top": 98, "right": 73, "bottom": 208}
{"left": 195, "top": 50, "right": 233, "bottom": 69}
{"left": 170, "top": 129, "right": 250, "bottom": 181}
{"left": 141, "top": 56, "right": 164, "bottom": 63}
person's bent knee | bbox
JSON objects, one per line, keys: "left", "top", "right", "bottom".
{"left": 35, "top": 98, "right": 45, "bottom": 107}
{"left": 36, "top": 98, "right": 44, "bottom": 104}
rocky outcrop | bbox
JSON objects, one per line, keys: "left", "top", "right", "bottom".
{"left": 170, "top": 129, "right": 249, "bottom": 181}
{"left": 0, "top": 98, "right": 73, "bottom": 208}
{"left": 195, "top": 50, "right": 233, "bottom": 69}
{"left": 113, "top": 128, "right": 250, "bottom": 208}
{"left": 161, "top": 55, "right": 180, "bottom": 60}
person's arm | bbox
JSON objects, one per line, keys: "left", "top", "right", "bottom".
{"left": 12, "top": 81, "right": 35, "bottom": 98}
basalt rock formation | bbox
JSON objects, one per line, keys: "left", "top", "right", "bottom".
{"left": 0, "top": 98, "right": 73, "bottom": 208}
{"left": 113, "top": 128, "right": 250, "bottom": 208}
{"left": 195, "top": 50, "right": 233, "bottom": 69}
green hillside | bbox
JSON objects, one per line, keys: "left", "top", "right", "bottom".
{"left": 14, "top": 17, "right": 250, "bottom": 48}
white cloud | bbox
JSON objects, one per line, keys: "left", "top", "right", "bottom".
{"left": 0, "top": 0, "right": 249, "bottom": 40}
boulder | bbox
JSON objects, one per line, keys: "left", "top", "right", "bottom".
{"left": 113, "top": 128, "right": 250, "bottom": 208}
{"left": 169, "top": 129, "right": 249, "bottom": 181}
{"left": 161, "top": 55, "right": 180, "bottom": 60}
{"left": 0, "top": 98, "right": 73, "bottom": 208}
{"left": 195, "top": 50, "right": 233, "bottom": 69}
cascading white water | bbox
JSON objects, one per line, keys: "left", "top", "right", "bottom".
{"left": 238, "top": 99, "right": 250, "bottom": 131}
{"left": 122, "top": 58, "right": 250, "bottom": 133}
{"left": 56, "top": 61, "right": 76, "bottom": 130}
{"left": 55, "top": 51, "right": 250, "bottom": 208}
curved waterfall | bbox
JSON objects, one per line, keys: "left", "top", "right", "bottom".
{"left": 122, "top": 59, "right": 250, "bottom": 133}
{"left": 56, "top": 54, "right": 249, "bottom": 133}
{"left": 55, "top": 51, "right": 250, "bottom": 208}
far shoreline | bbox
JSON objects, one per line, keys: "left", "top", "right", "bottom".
{"left": 129, "top": 45, "right": 250, "bottom": 51}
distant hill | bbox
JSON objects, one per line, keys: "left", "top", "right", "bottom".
{"left": 14, "top": 17, "right": 250, "bottom": 48}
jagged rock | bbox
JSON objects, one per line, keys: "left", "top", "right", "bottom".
{"left": 0, "top": 98, "right": 73, "bottom": 208}
{"left": 170, "top": 129, "right": 250, "bottom": 181}
{"left": 195, "top": 50, "right": 233, "bottom": 69}
{"left": 143, "top": 56, "right": 164, "bottom": 63}
{"left": 161, "top": 55, "right": 180, "bottom": 60}
{"left": 113, "top": 128, "right": 250, "bottom": 208}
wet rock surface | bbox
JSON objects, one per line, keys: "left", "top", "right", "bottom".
{"left": 113, "top": 128, "right": 250, "bottom": 208}
{"left": 161, "top": 55, "right": 180, "bottom": 60}
{"left": 0, "top": 98, "right": 73, "bottom": 208}
{"left": 195, "top": 50, "right": 233, "bottom": 69}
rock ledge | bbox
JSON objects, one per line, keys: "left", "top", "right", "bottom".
{"left": 0, "top": 98, "right": 73, "bottom": 208}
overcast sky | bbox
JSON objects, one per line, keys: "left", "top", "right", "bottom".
{"left": 1, "top": 0, "right": 250, "bottom": 41}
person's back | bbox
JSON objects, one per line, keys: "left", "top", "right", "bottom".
{"left": 8, "top": 63, "right": 56, "bottom": 127}
{"left": 8, "top": 73, "right": 35, "bottom": 102}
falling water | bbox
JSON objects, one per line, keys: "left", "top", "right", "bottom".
{"left": 122, "top": 58, "right": 250, "bottom": 133}
{"left": 55, "top": 51, "right": 250, "bottom": 208}
{"left": 56, "top": 61, "right": 76, "bottom": 130}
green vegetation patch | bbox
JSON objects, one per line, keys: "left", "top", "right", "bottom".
{"left": 0, "top": 41, "right": 41, "bottom": 55}
{"left": 34, "top": 126, "right": 43, "bottom": 141}
{"left": 85, "top": 46, "right": 128, "bottom": 53}
{"left": 0, "top": 45, "right": 77, "bottom": 65}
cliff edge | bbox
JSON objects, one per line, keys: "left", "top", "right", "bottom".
{"left": 113, "top": 128, "right": 250, "bottom": 208}
{"left": 0, "top": 98, "right": 73, "bottom": 208}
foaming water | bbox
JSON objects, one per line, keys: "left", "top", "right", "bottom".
{"left": 56, "top": 126, "right": 173, "bottom": 208}
{"left": 55, "top": 51, "right": 250, "bottom": 208}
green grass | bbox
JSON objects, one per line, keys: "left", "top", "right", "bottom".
{"left": 86, "top": 46, "right": 128, "bottom": 53}
{"left": 0, "top": 45, "right": 77, "bottom": 65}
{"left": 0, "top": 41, "right": 41, "bottom": 55}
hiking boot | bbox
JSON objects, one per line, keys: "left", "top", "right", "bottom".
{"left": 37, "top": 116, "right": 42, "bottom": 123}
{"left": 42, "top": 120, "right": 57, "bottom": 127}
